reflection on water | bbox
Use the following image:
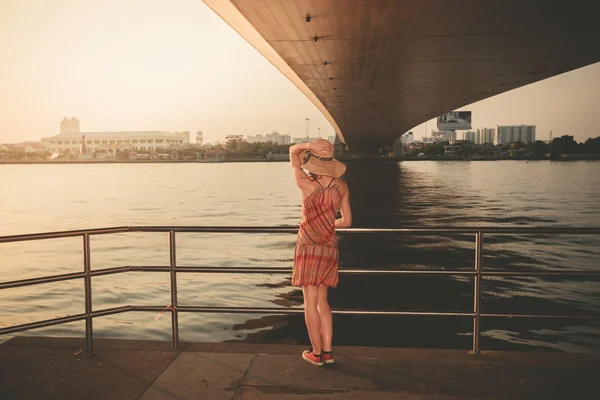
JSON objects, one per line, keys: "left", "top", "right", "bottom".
{"left": 1, "top": 161, "right": 599, "bottom": 353}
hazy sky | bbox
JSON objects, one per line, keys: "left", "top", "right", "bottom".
{"left": 1, "top": 0, "right": 599, "bottom": 145}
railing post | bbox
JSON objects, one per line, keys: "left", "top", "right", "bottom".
{"left": 83, "top": 233, "right": 94, "bottom": 356}
{"left": 169, "top": 230, "right": 180, "bottom": 347}
{"left": 472, "top": 231, "right": 483, "bottom": 356}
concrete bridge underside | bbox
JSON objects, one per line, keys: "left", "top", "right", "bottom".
{"left": 204, "top": 0, "right": 600, "bottom": 151}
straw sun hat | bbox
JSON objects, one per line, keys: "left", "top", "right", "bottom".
{"left": 300, "top": 149, "right": 346, "bottom": 178}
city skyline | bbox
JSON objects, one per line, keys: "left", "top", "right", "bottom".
{"left": 1, "top": 0, "right": 599, "bottom": 147}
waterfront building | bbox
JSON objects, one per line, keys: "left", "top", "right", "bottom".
{"left": 196, "top": 131, "right": 204, "bottom": 147}
{"left": 174, "top": 131, "right": 190, "bottom": 144}
{"left": 0, "top": 142, "right": 48, "bottom": 153}
{"left": 401, "top": 132, "right": 414, "bottom": 145}
{"left": 497, "top": 125, "right": 536, "bottom": 144}
{"left": 41, "top": 131, "right": 184, "bottom": 153}
{"left": 247, "top": 132, "right": 291, "bottom": 145}
{"left": 444, "top": 144, "right": 462, "bottom": 157}
{"left": 293, "top": 136, "right": 320, "bottom": 144}
{"left": 408, "top": 141, "right": 426, "bottom": 150}
{"left": 430, "top": 130, "right": 456, "bottom": 144}
{"left": 246, "top": 134, "right": 265, "bottom": 143}
{"left": 266, "top": 131, "right": 291, "bottom": 145}
{"left": 60, "top": 117, "right": 80, "bottom": 133}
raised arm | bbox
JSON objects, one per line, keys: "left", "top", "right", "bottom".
{"left": 289, "top": 139, "right": 333, "bottom": 186}
{"left": 289, "top": 142, "right": 311, "bottom": 186}
{"left": 335, "top": 182, "right": 352, "bottom": 228}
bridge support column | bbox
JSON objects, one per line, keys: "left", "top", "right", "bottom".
{"left": 392, "top": 141, "right": 404, "bottom": 159}
{"left": 333, "top": 136, "right": 346, "bottom": 159}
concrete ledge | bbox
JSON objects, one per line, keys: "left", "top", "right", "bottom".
{"left": 1, "top": 336, "right": 599, "bottom": 400}
{"left": 0, "top": 337, "right": 182, "bottom": 400}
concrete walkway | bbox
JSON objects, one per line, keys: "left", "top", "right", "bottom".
{"left": 1, "top": 336, "right": 599, "bottom": 399}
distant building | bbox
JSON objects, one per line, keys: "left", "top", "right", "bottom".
{"left": 293, "top": 137, "right": 320, "bottom": 144}
{"left": 246, "top": 134, "right": 265, "bottom": 144}
{"left": 174, "top": 131, "right": 190, "bottom": 144}
{"left": 401, "top": 132, "right": 414, "bottom": 145}
{"left": 0, "top": 142, "right": 48, "bottom": 153}
{"left": 327, "top": 136, "right": 336, "bottom": 144}
{"left": 430, "top": 130, "right": 456, "bottom": 144}
{"left": 462, "top": 128, "right": 493, "bottom": 145}
{"left": 247, "top": 132, "right": 291, "bottom": 145}
{"left": 444, "top": 144, "right": 462, "bottom": 157}
{"left": 497, "top": 125, "right": 536, "bottom": 144}
{"left": 196, "top": 131, "right": 204, "bottom": 146}
{"left": 463, "top": 131, "right": 476, "bottom": 143}
{"left": 41, "top": 131, "right": 184, "bottom": 153}
{"left": 266, "top": 132, "right": 291, "bottom": 145}
{"left": 60, "top": 117, "right": 80, "bottom": 133}
{"left": 225, "top": 134, "right": 244, "bottom": 141}
{"left": 480, "top": 128, "right": 495, "bottom": 144}
{"left": 408, "top": 141, "right": 426, "bottom": 150}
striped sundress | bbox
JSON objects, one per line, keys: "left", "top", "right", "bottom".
{"left": 292, "top": 178, "right": 343, "bottom": 288}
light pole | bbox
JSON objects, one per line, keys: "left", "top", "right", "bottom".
{"left": 318, "top": 127, "right": 321, "bottom": 138}
{"left": 305, "top": 118, "right": 310, "bottom": 143}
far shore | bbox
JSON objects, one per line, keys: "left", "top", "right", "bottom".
{"left": 2, "top": 157, "right": 600, "bottom": 165}
{"left": 0, "top": 158, "right": 276, "bottom": 165}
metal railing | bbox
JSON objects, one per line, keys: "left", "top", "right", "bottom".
{"left": 1, "top": 226, "right": 600, "bottom": 357}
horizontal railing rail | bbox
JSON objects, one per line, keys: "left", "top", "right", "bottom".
{"left": 1, "top": 225, "right": 599, "bottom": 357}
{"left": 2, "top": 226, "right": 600, "bottom": 243}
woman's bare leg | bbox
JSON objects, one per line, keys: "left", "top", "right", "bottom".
{"left": 317, "top": 286, "right": 333, "bottom": 351}
{"left": 302, "top": 286, "right": 322, "bottom": 354}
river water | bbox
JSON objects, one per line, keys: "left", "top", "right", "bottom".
{"left": 1, "top": 161, "right": 599, "bottom": 353}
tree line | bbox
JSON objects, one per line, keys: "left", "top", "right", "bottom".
{"left": 404, "top": 135, "right": 600, "bottom": 158}
{"left": 222, "top": 139, "right": 291, "bottom": 154}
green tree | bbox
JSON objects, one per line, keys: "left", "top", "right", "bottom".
{"left": 424, "top": 142, "right": 445, "bottom": 156}
{"left": 529, "top": 140, "right": 549, "bottom": 157}
{"left": 549, "top": 135, "right": 578, "bottom": 155}
{"left": 583, "top": 137, "right": 600, "bottom": 154}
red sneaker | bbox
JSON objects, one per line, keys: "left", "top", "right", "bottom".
{"left": 322, "top": 351, "right": 335, "bottom": 364}
{"left": 302, "top": 350, "right": 323, "bottom": 366}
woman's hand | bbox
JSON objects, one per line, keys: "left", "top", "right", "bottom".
{"left": 310, "top": 138, "right": 333, "bottom": 155}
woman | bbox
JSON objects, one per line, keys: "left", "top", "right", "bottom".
{"left": 289, "top": 138, "right": 352, "bottom": 367}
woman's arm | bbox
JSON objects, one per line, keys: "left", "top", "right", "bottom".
{"left": 289, "top": 139, "right": 333, "bottom": 185}
{"left": 289, "top": 142, "right": 311, "bottom": 169}
{"left": 335, "top": 183, "right": 352, "bottom": 228}
{"left": 289, "top": 143, "right": 311, "bottom": 185}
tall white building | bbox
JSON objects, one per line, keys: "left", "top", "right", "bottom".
{"left": 196, "top": 131, "right": 204, "bottom": 146}
{"left": 293, "top": 137, "right": 321, "bottom": 144}
{"left": 246, "top": 135, "right": 265, "bottom": 144}
{"left": 266, "top": 131, "right": 291, "bottom": 145}
{"left": 60, "top": 117, "right": 80, "bottom": 133}
{"left": 42, "top": 131, "right": 184, "bottom": 153}
{"left": 463, "top": 131, "right": 476, "bottom": 142}
{"left": 247, "top": 132, "right": 291, "bottom": 145}
{"left": 480, "top": 127, "right": 495, "bottom": 144}
{"left": 497, "top": 125, "right": 536, "bottom": 144}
